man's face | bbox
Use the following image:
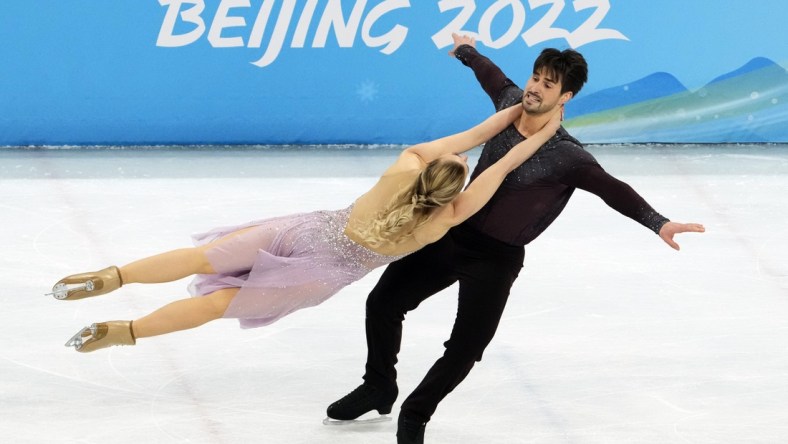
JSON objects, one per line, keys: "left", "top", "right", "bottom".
{"left": 522, "top": 68, "right": 571, "bottom": 115}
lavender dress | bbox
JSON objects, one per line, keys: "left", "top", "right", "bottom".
{"left": 188, "top": 205, "right": 406, "bottom": 329}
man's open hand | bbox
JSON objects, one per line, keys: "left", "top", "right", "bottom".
{"left": 658, "top": 222, "right": 706, "bottom": 250}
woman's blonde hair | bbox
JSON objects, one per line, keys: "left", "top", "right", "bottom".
{"left": 358, "top": 158, "right": 467, "bottom": 248}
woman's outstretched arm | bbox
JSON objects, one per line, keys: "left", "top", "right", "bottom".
{"left": 382, "top": 105, "right": 523, "bottom": 175}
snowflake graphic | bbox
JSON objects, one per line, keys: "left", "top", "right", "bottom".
{"left": 356, "top": 80, "right": 379, "bottom": 102}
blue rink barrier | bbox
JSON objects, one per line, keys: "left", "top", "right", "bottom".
{"left": 1, "top": 1, "right": 786, "bottom": 145}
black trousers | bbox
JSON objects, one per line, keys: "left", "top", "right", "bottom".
{"left": 362, "top": 224, "right": 525, "bottom": 423}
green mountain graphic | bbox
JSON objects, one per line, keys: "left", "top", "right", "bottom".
{"left": 565, "top": 58, "right": 788, "bottom": 143}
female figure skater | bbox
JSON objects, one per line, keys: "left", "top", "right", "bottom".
{"left": 51, "top": 105, "right": 561, "bottom": 353}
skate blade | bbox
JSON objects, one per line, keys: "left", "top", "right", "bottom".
{"left": 64, "top": 325, "right": 95, "bottom": 350}
{"left": 46, "top": 281, "right": 94, "bottom": 300}
{"left": 322, "top": 415, "right": 392, "bottom": 426}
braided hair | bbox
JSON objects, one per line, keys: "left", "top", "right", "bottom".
{"left": 357, "top": 158, "right": 467, "bottom": 248}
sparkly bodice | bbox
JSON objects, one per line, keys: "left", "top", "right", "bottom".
{"left": 319, "top": 205, "right": 408, "bottom": 271}
{"left": 190, "top": 204, "right": 411, "bottom": 329}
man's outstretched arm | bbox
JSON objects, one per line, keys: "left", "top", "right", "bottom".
{"left": 564, "top": 163, "right": 705, "bottom": 250}
{"left": 449, "top": 33, "right": 519, "bottom": 110}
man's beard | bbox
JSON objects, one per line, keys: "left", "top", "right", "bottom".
{"left": 522, "top": 98, "right": 554, "bottom": 115}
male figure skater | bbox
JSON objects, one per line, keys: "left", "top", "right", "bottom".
{"left": 327, "top": 35, "right": 705, "bottom": 444}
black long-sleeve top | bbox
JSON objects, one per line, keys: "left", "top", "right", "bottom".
{"left": 454, "top": 45, "right": 669, "bottom": 246}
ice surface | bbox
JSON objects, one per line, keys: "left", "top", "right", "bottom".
{"left": 1, "top": 145, "right": 786, "bottom": 443}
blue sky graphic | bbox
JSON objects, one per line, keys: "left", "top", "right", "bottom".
{"left": 459, "top": 1, "right": 786, "bottom": 98}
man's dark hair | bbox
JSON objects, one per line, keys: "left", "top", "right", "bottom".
{"left": 533, "top": 48, "right": 588, "bottom": 97}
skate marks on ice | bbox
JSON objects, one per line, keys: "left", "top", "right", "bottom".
{"left": 665, "top": 150, "right": 788, "bottom": 292}
{"left": 2, "top": 145, "right": 788, "bottom": 443}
